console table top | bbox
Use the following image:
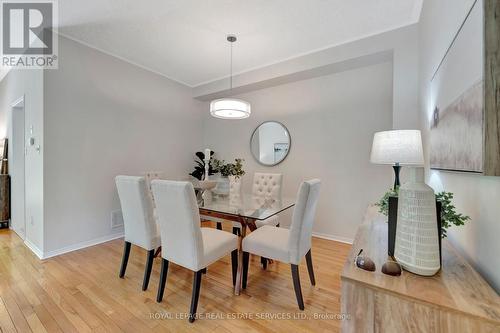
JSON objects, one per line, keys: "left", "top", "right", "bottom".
{"left": 341, "top": 208, "right": 500, "bottom": 324}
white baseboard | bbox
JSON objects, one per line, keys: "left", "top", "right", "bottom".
{"left": 24, "top": 238, "right": 44, "bottom": 259}
{"left": 42, "top": 232, "right": 124, "bottom": 259}
{"left": 23, "top": 229, "right": 347, "bottom": 259}
{"left": 23, "top": 232, "right": 124, "bottom": 260}
{"left": 312, "top": 231, "right": 353, "bottom": 244}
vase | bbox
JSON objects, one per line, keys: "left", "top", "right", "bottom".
{"left": 394, "top": 167, "right": 440, "bottom": 276}
{"left": 228, "top": 176, "right": 243, "bottom": 207}
{"left": 387, "top": 196, "right": 398, "bottom": 257}
{"left": 201, "top": 189, "right": 213, "bottom": 204}
{"left": 388, "top": 196, "right": 443, "bottom": 264}
{"left": 215, "top": 175, "right": 230, "bottom": 195}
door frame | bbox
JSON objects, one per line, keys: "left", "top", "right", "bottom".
{"left": 9, "top": 95, "right": 26, "bottom": 240}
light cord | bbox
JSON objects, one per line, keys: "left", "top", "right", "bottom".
{"left": 230, "top": 40, "right": 233, "bottom": 92}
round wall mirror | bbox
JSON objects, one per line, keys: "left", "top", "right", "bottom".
{"left": 250, "top": 121, "right": 291, "bottom": 166}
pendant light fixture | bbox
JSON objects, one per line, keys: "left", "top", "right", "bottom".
{"left": 210, "top": 35, "right": 251, "bottom": 119}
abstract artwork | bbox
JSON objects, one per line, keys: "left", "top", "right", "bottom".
{"left": 430, "top": 0, "right": 484, "bottom": 173}
{"left": 430, "top": 81, "right": 483, "bottom": 172}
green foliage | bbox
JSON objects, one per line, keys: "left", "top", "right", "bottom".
{"left": 436, "top": 191, "right": 470, "bottom": 238}
{"left": 189, "top": 151, "right": 216, "bottom": 180}
{"left": 375, "top": 186, "right": 399, "bottom": 216}
{"left": 375, "top": 189, "right": 470, "bottom": 238}
{"left": 212, "top": 158, "right": 245, "bottom": 178}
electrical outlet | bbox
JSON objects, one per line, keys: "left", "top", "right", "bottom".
{"left": 111, "top": 210, "right": 124, "bottom": 229}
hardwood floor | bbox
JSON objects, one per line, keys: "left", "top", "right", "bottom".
{"left": 0, "top": 224, "right": 351, "bottom": 332}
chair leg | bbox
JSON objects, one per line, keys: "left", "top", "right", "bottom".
{"left": 142, "top": 249, "right": 155, "bottom": 291}
{"left": 232, "top": 226, "right": 240, "bottom": 236}
{"left": 119, "top": 241, "right": 131, "bottom": 278}
{"left": 189, "top": 270, "right": 203, "bottom": 323}
{"left": 291, "top": 264, "right": 305, "bottom": 310}
{"left": 201, "top": 268, "right": 207, "bottom": 274}
{"left": 231, "top": 249, "right": 238, "bottom": 286}
{"left": 156, "top": 259, "right": 169, "bottom": 302}
{"left": 305, "top": 249, "right": 316, "bottom": 286}
{"left": 261, "top": 256, "right": 268, "bottom": 270}
{"left": 216, "top": 222, "right": 222, "bottom": 230}
{"left": 242, "top": 252, "right": 249, "bottom": 289}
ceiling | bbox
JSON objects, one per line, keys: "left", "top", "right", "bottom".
{"left": 58, "top": 0, "right": 423, "bottom": 87}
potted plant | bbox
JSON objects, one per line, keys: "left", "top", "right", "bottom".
{"left": 212, "top": 158, "right": 245, "bottom": 194}
{"left": 189, "top": 151, "right": 217, "bottom": 181}
{"left": 375, "top": 188, "right": 470, "bottom": 238}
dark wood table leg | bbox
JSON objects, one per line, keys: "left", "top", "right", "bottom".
{"left": 235, "top": 217, "right": 250, "bottom": 296}
{"left": 154, "top": 246, "right": 162, "bottom": 258}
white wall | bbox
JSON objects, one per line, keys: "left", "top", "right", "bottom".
{"left": 194, "top": 25, "right": 419, "bottom": 131}
{"left": 0, "top": 69, "right": 45, "bottom": 253}
{"left": 203, "top": 62, "right": 394, "bottom": 242}
{"left": 42, "top": 36, "right": 204, "bottom": 256}
{"left": 419, "top": 0, "right": 500, "bottom": 292}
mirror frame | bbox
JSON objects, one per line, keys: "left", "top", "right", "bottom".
{"left": 250, "top": 121, "right": 291, "bottom": 167}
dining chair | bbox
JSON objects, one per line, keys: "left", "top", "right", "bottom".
{"left": 241, "top": 179, "right": 321, "bottom": 310}
{"left": 235, "top": 173, "right": 283, "bottom": 268}
{"left": 252, "top": 173, "right": 283, "bottom": 228}
{"left": 144, "top": 171, "right": 164, "bottom": 207}
{"left": 198, "top": 177, "right": 224, "bottom": 231}
{"left": 151, "top": 180, "right": 238, "bottom": 323}
{"left": 231, "top": 173, "right": 283, "bottom": 237}
{"left": 115, "top": 176, "right": 161, "bottom": 291}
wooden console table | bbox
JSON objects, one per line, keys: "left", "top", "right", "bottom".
{"left": 341, "top": 210, "right": 500, "bottom": 332}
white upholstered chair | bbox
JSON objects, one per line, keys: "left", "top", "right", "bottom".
{"left": 144, "top": 171, "right": 164, "bottom": 206}
{"left": 242, "top": 179, "right": 321, "bottom": 310}
{"left": 252, "top": 173, "right": 283, "bottom": 228}
{"left": 115, "top": 176, "right": 161, "bottom": 291}
{"left": 151, "top": 180, "right": 238, "bottom": 323}
{"left": 231, "top": 173, "right": 283, "bottom": 234}
{"left": 199, "top": 176, "right": 224, "bottom": 231}
{"left": 237, "top": 173, "right": 283, "bottom": 269}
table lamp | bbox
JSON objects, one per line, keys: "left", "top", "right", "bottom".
{"left": 370, "top": 130, "right": 424, "bottom": 189}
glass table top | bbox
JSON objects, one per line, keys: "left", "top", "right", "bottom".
{"left": 198, "top": 193, "right": 295, "bottom": 221}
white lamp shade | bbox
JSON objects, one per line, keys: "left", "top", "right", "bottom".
{"left": 370, "top": 130, "right": 424, "bottom": 165}
{"left": 210, "top": 98, "right": 251, "bottom": 119}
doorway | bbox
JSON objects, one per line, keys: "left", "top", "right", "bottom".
{"left": 8, "top": 96, "right": 26, "bottom": 239}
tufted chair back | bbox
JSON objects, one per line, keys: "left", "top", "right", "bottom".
{"left": 144, "top": 171, "right": 164, "bottom": 206}
{"left": 252, "top": 173, "right": 283, "bottom": 207}
{"left": 287, "top": 179, "right": 321, "bottom": 264}
{"left": 229, "top": 176, "right": 243, "bottom": 206}
{"left": 151, "top": 180, "right": 204, "bottom": 271}
{"left": 115, "top": 176, "right": 158, "bottom": 250}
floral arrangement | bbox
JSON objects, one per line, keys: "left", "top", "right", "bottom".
{"left": 212, "top": 158, "right": 245, "bottom": 178}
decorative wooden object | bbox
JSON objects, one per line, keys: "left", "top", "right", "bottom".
{"left": 341, "top": 211, "right": 500, "bottom": 332}
{"left": 485, "top": 0, "right": 500, "bottom": 176}
{"left": 0, "top": 138, "right": 8, "bottom": 174}
{"left": 0, "top": 139, "right": 9, "bottom": 229}
{"left": 0, "top": 175, "right": 10, "bottom": 228}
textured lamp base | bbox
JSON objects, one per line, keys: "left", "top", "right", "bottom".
{"left": 394, "top": 167, "right": 440, "bottom": 276}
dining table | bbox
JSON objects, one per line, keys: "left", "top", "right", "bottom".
{"left": 197, "top": 192, "right": 295, "bottom": 295}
